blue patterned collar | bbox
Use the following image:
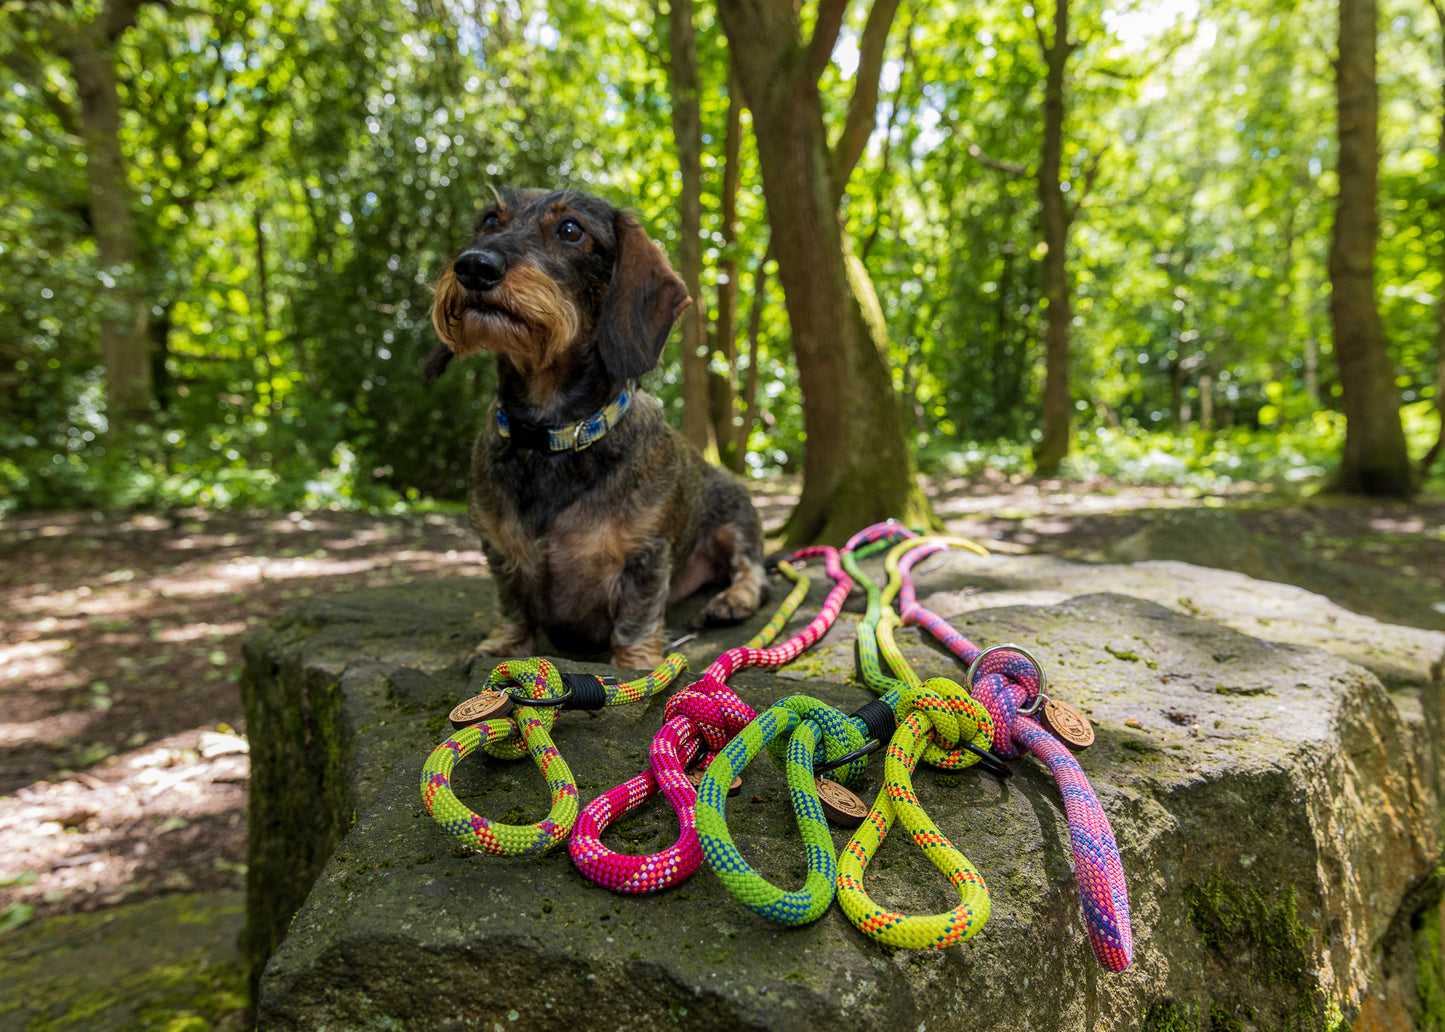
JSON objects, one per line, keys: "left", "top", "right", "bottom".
{"left": 496, "top": 381, "right": 636, "bottom": 453}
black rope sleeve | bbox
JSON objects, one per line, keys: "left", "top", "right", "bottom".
{"left": 851, "top": 699, "right": 897, "bottom": 748}
{"left": 559, "top": 673, "right": 609, "bottom": 710}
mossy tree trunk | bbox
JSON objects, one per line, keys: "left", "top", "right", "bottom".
{"left": 1327, "top": 0, "right": 1415, "bottom": 497}
{"left": 49, "top": 0, "right": 156, "bottom": 421}
{"left": 716, "top": 0, "right": 933, "bottom": 546}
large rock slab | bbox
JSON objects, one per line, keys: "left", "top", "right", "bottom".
{"left": 241, "top": 562, "right": 1445, "bottom": 1031}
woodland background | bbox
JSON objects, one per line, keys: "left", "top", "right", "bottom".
{"left": 2, "top": 2, "right": 1445, "bottom": 1022}
{"left": 2, "top": 0, "right": 1444, "bottom": 540}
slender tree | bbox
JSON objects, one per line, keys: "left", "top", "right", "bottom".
{"left": 716, "top": 0, "right": 932, "bottom": 545}
{"left": 5, "top": 0, "right": 157, "bottom": 419}
{"left": 1421, "top": 0, "right": 1445, "bottom": 480}
{"left": 1327, "top": 0, "right": 1415, "bottom": 496}
{"left": 665, "top": 0, "right": 714, "bottom": 456}
{"left": 1033, "top": 0, "right": 1078, "bottom": 475}
{"left": 710, "top": 67, "right": 747, "bottom": 472}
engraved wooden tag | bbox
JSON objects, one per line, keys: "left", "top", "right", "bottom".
{"left": 687, "top": 768, "right": 742, "bottom": 797}
{"left": 1039, "top": 698, "right": 1094, "bottom": 751}
{"left": 815, "top": 778, "right": 868, "bottom": 828}
{"left": 448, "top": 690, "right": 514, "bottom": 728}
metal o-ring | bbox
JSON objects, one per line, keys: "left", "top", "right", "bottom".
{"left": 967, "top": 643, "right": 1049, "bottom": 714}
{"left": 814, "top": 737, "right": 882, "bottom": 776}
{"left": 501, "top": 685, "right": 572, "bottom": 708}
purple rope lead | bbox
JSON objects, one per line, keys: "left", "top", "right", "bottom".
{"left": 894, "top": 542, "right": 1134, "bottom": 972}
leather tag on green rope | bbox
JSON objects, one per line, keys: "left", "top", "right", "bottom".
{"left": 816, "top": 778, "right": 868, "bottom": 827}
{"left": 449, "top": 690, "right": 513, "bottom": 727}
{"left": 688, "top": 768, "right": 743, "bottom": 796}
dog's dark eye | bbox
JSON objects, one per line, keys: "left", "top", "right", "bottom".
{"left": 555, "top": 217, "right": 586, "bottom": 245}
{"left": 480, "top": 211, "right": 501, "bottom": 232}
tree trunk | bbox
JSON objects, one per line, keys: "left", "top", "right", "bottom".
{"left": 666, "top": 0, "right": 714, "bottom": 456}
{"left": 1032, "top": 0, "right": 1074, "bottom": 476}
{"left": 1327, "top": 0, "right": 1415, "bottom": 496}
{"left": 712, "top": 69, "right": 745, "bottom": 472}
{"left": 717, "top": 0, "right": 932, "bottom": 546}
{"left": 739, "top": 244, "right": 771, "bottom": 459}
{"left": 63, "top": 16, "right": 153, "bottom": 421}
{"left": 1420, "top": 0, "right": 1445, "bottom": 478}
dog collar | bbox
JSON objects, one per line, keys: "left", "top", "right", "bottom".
{"left": 496, "top": 381, "right": 636, "bottom": 453}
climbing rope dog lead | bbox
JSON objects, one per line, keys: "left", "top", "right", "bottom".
{"left": 692, "top": 544, "right": 888, "bottom": 927}
{"left": 832, "top": 526, "right": 1000, "bottom": 949}
{"left": 891, "top": 538, "right": 1135, "bottom": 972}
{"left": 693, "top": 529, "right": 1003, "bottom": 931}
{"left": 420, "top": 653, "right": 687, "bottom": 857}
{"left": 569, "top": 553, "right": 850, "bottom": 892}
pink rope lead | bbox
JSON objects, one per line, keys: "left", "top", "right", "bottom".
{"left": 893, "top": 542, "right": 1134, "bottom": 971}
{"left": 569, "top": 547, "right": 854, "bottom": 893}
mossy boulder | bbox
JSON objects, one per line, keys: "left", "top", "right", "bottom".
{"left": 241, "top": 558, "right": 1444, "bottom": 1031}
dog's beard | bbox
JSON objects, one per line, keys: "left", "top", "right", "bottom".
{"left": 432, "top": 264, "right": 580, "bottom": 372}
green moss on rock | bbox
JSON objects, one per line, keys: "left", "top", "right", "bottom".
{"left": 1184, "top": 873, "right": 1346, "bottom": 1031}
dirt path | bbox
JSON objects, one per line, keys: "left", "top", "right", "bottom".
{"left": 1, "top": 480, "right": 1442, "bottom": 937}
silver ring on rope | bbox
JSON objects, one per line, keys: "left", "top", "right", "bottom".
{"left": 966, "top": 642, "right": 1049, "bottom": 715}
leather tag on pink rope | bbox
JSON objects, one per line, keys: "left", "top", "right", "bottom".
{"left": 1039, "top": 698, "right": 1094, "bottom": 751}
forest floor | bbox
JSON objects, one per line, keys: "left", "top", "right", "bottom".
{"left": 1, "top": 474, "right": 1442, "bottom": 1022}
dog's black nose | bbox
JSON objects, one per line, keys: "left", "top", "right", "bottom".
{"left": 453, "top": 249, "right": 506, "bottom": 292}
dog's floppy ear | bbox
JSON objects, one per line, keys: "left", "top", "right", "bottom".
{"left": 422, "top": 344, "right": 454, "bottom": 381}
{"left": 594, "top": 212, "right": 691, "bottom": 382}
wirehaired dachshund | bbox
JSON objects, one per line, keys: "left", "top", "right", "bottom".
{"left": 426, "top": 188, "right": 767, "bottom": 669}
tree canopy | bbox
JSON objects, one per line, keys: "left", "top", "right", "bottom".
{"left": 1, "top": 0, "right": 1441, "bottom": 524}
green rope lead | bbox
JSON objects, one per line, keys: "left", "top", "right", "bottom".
{"left": 834, "top": 533, "right": 996, "bottom": 948}
{"left": 694, "top": 693, "right": 869, "bottom": 925}
{"left": 421, "top": 653, "right": 687, "bottom": 856}
{"left": 694, "top": 545, "right": 885, "bottom": 927}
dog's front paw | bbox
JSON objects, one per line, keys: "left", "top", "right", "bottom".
{"left": 611, "top": 639, "right": 664, "bottom": 671}
{"left": 469, "top": 623, "right": 536, "bottom": 663}
{"left": 703, "top": 583, "right": 761, "bottom": 625}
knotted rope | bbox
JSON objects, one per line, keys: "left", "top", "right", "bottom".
{"left": 420, "top": 653, "right": 686, "bottom": 857}
{"left": 694, "top": 530, "right": 998, "bottom": 929}
{"left": 893, "top": 540, "right": 1135, "bottom": 972}
{"left": 831, "top": 526, "right": 998, "bottom": 948}
{"left": 569, "top": 554, "right": 850, "bottom": 892}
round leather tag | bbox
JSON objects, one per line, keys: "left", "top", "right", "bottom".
{"left": 1040, "top": 698, "right": 1094, "bottom": 750}
{"left": 688, "top": 769, "right": 743, "bottom": 797}
{"left": 815, "top": 778, "right": 869, "bottom": 828}
{"left": 448, "top": 690, "right": 514, "bottom": 728}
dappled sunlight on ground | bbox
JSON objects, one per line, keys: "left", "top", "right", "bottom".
{"left": 0, "top": 507, "right": 482, "bottom": 929}
{"left": 1, "top": 485, "right": 1442, "bottom": 937}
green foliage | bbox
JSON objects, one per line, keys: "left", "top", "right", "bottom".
{"left": 0, "top": 0, "right": 1441, "bottom": 514}
{"left": 919, "top": 415, "right": 1349, "bottom": 491}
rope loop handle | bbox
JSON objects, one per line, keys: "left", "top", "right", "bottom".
{"left": 571, "top": 556, "right": 857, "bottom": 894}
{"left": 888, "top": 539, "right": 1136, "bottom": 972}
{"left": 831, "top": 524, "right": 1001, "bottom": 948}
{"left": 695, "top": 696, "right": 869, "bottom": 926}
{"left": 837, "top": 701, "right": 993, "bottom": 948}
{"left": 420, "top": 654, "right": 688, "bottom": 858}
{"left": 420, "top": 708, "right": 578, "bottom": 856}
